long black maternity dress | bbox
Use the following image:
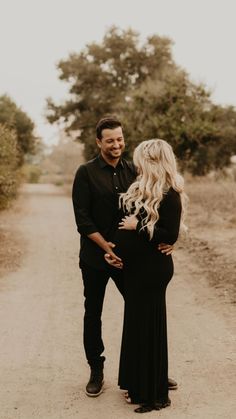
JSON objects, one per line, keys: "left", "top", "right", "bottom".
{"left": 114, "top": 187, "right": 182, "bottom": 406}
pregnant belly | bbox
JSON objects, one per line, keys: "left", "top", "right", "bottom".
{"left": 114, "top": 229, "right": 174, "bottom": 290}
{"left": 114, "top": 229, "right": 158, "bottom": 261}
{"left": 113, "top": 229, "right": 140, "bottom": 260}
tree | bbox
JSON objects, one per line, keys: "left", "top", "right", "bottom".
{"left": 0, "top": 95, "right": 37, "bottom": 164}
{"left": 206, "top": 105, "right": 236, "bottom": 171}
{"left": 0, "top": 124, "right": 20, "bottom": 209}
{"left": 46, "top": 26, "right": 174, "bottom": 159}
{"left": 46, "top": 26, "right": 236, "bottom": 174}
{"left": 118, "top": 69, "right": 234, "bottom": 175}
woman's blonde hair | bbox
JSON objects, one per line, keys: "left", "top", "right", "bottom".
{"left": 120, "top": 139, "right": 187, "bottom": 239}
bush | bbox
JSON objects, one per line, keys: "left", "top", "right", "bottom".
{"left": 21, "top": 164, "right": 42, "bottom": 183}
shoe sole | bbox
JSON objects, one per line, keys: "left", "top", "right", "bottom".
{"left": 85, "top": 381, "right": 104, "bottom": 397}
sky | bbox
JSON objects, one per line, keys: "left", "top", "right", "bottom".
{"left": 0, "top": 0, "right": 235, "bottom": 145}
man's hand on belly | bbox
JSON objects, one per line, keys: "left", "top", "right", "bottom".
{"left": 104, "top": 252, "right": 123, "bottom": 269}
{"left": 158, "top": 243, "right": 174, "bottom": 255}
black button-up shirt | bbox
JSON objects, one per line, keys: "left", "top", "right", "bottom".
{"left": 72, "top": 154, "right": 136, "bottom": 269}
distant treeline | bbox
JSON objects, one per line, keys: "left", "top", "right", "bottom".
{"left": 0, "top": 95, "right": 37, "bottom": 209}
{"left": 47, "top": 26, "right": 236, "bottom": 175}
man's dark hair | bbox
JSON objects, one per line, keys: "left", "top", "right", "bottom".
{"left": 96, "top": 115, "right": 122, "bottom": 139}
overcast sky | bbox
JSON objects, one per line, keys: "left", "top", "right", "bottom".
{"left": 0, "top": 0, "right": 235, "bottom": 145}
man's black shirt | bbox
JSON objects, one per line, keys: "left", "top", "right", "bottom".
{"left": 72, "top": 154, "right": 136, "bottom": 269}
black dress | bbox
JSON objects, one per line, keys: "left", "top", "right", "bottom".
{"left": 114, "top": 187, "right": 182, "bottom": 405}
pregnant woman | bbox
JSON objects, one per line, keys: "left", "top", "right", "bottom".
{"left": 114, "top": 139, "right": 186, "bottom": 413}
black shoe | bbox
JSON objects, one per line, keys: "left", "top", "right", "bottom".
{"left": 134, "top": 398, "right": 171, "bottom": 414}
{"left": 154, "top": 397, "right": 171, "bottom": 410}
{"left": 168, "top": 377, "right": 178, "bottom": 390}
{"left": 85, "top": 368, "right": 104, "bottom": 397}
{"left": 134, "top": 404, "right": 153, "bottom": 413}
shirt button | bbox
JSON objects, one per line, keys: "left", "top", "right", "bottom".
{"left": 114, "top": 172, "right": 117, "bottom": 175}
{"left": 115, "top": 186, "right": 118, "bottom": 189}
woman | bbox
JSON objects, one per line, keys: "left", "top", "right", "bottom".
{"left": 114, "top": 139, "right": 187, "bottom": 413}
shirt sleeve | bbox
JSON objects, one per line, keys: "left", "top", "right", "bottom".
{"left": 136, "top": 190, "right": 182, "bottom": 245}
{"left": 72, "top": 165, "right": 99, "bottom": 236}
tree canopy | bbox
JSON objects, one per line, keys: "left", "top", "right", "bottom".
{"left": 0, "top": 95, "right": 38, "bottom": 208}
{"left": 0, "top": 94, "right": 37, "bottom": 164}
{"left": 46, "top": 26, "right": 236, "bottom": 174}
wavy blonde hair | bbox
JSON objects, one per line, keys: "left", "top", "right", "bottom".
{"left": 120, "top": 139, "right": 187, "bottom": 239}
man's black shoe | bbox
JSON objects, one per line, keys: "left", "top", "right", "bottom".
{"left": 168, "top": 377, "right": 178, "bottom": 390}
{"left": 86, "top": 368, "right": 104, "bottom": 397}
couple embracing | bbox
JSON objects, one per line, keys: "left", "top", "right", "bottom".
{"left": 72, "top": 115, "right": 186, "bottom": 413}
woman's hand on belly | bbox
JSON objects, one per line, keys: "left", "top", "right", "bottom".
{"left": 158, "top": 243, "right": 174, "bottom": 255}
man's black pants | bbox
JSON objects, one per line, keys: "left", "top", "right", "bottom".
{"left": 80, "top": 261, "right": 124, "bottom": 369}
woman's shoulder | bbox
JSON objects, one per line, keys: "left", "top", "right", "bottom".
{"left": 167, "top": 187, "right": 180, "bottom": 197}
{"left": 162, "top": 187, "right": 181, "bottom": 206}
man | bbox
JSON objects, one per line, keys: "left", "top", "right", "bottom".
{"left": 72, "top": 116, "right": 177, "bottom": 397}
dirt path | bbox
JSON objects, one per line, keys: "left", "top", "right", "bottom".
{"left": 0, "top": 184, "right": 235, "bottom": 419}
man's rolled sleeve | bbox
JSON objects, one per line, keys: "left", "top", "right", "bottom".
{"left": 72, "top": 165, "right": 98, "bottom": 236}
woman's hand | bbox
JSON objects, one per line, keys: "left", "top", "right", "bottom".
{"left": 119, "top": 215, "right": 138, "bottom": 230}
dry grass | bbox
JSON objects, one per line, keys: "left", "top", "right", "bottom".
{"left": 0, "top": 197, "right": 26, "bottom": 278}
{"left": 186, "top": 178, "right": 236, "bottom": 225}
{"left": 0, "top": 228, "right": 23, "bottom": 278}
{"left": 182, "top": 177, "right": 236, "bottom": 304}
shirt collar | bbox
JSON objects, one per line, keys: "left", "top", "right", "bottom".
{"left": 98, "top": 154, "right": 124, "bottom": 169}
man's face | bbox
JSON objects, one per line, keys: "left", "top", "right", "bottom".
{"left": 96, "top": 126, "right": 125, "bottom": 161}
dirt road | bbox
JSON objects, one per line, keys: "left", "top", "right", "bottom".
{"left": 0, "top": 184, "right": 235, "bottom": 419}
